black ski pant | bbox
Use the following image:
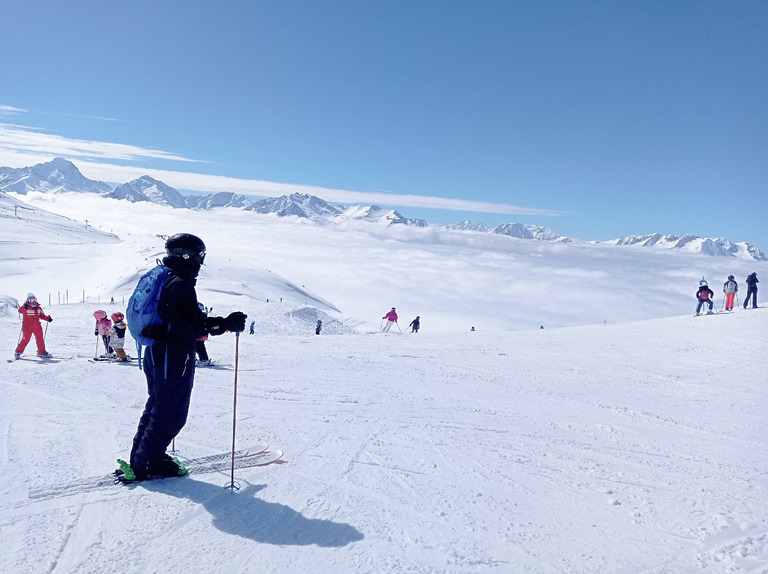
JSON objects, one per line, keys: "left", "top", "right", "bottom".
{"left": 130, "top": 343, "right": 195, "bottom": 473}
{"left": 195, "top": 339, "right": 209, "bottom": 362}
{"left": 744, "top": 286, "right": 758, "bottom": 308}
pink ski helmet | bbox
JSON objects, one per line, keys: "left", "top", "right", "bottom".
{"left": 93, "top": 310, "right": 107, "bottom": 320}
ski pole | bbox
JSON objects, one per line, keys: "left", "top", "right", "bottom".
{"left": 225, "top": 331, "right": 241, "bottom": 491}
{"left": 380, "top": 318, "right": 384, "bottom": 332}
{"left": 396, "top": 321, "right": 402, "bottom": 333}
{"left": 95, "top": 334, "right": 99, "bottom": 358}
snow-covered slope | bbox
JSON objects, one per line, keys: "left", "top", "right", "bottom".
{"left": 0, "top": 191, "right": 118, "bottom": 244}
{"left": 4, "top": 191, "right": 767, "bottom": 332}
{"left": 1, "top": 191, "right": 767, "bottom": 573}
{"left": 0, "top": 157, "right": 112, "bottom": 195}
{"left": 1, "top": 302, "right": 766, "bottom": 573}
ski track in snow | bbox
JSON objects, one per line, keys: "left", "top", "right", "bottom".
{"left": 2, "top": 307, "right": 768, "bottom": 572}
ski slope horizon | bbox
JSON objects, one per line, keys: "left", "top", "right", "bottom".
{"left": 2, "top": 191, "right": 767, "bottom": 334}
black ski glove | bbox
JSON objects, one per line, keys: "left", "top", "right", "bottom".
{"left": 94, "top": 329, "right": 99, "bottom": 336}
{"left": 207, "top": 312, "right": 247, "bottom": 336}
{"left": 226, "top": 311, "right": 247, "bottom": 333}
{"left": 47, "top": 317, "right": 53, "bottom": 322}
{"left": 141, "top": 324, "right": 169, "bottom": 342}
{"left": 23, "top": 303, "right": 29, "bottom": 309}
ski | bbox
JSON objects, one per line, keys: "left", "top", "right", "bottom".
{"left": 28, "top": 442, "right": 272, "bottom": 500}
{"left": 88, "top": 357, "right": 139, "bottom": 364}
{"left": 117, "top": 450, "right": 284, "bottom": 483}
{"left": 7, "top": 355, "right": 74, "bottom": 363}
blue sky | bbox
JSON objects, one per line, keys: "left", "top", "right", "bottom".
{"left": 1, "top": 1, "right": 766, "bottom": 249}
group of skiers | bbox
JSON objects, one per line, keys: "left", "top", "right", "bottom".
{"left": 93, "top": 310, "right": 130, "bottom": 361}
{"left": 695, "top": 272, "right": 759, "bottom": 315}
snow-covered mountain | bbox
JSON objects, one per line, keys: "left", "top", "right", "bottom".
{"left": 245, "top": 193, "right": 428, "bottom": 227}
{"left": 245, "top": 192, "right": 342, "bottom": 219}
{"left": 445, "top": 220, "right": 570, "bottom": 242}
{"left": 337, "top": 204, "right": 428, "bottom": 227}
{"left": 108, "top": 176, "right": 187, "bottom": 208}
{"left": 444, "top": 220, "right": 491, "bottom": 233}
{"left": 493, "top": 222, "right": 570, "bottom": 242}
{"left": 186, "top": 191, "right": 253, "bottom": 210}
{"left": 0, "top": 157, "right": 112, "bottom": 195}
{"left": 2, "top": 159, "right": 765, "bottom": 260}
{"left": 605, "top": 233, "right": 767, "bottom": 261}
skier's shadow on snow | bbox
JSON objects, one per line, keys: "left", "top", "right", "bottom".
{"left": 139, "top": 479, "right": 364, "bottom": 547}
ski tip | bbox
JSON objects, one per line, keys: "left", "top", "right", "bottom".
{"left": 255, "top": 450, "right": 284, "bottom": 466}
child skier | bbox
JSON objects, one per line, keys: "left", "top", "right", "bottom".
{"left": 723, "top": 275, "right": 738, "bottom": 311}
{"left": 109, "top": 312, "right": 129, "bottom": 362}
{"left": 14, "top": 293, "right": 53, "bottom": 359}
{"left": 409, "top": 316, "right": 421, "bottom": 333}
{"left": 94, "top": 310, "right": 114, "bottom": 357}
{"left": 695, "top": 281, "right": 715, "bottom": 316}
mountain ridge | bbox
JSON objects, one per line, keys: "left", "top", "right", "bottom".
{"left": 0, "top": 158, "right": 764, "bottom": 260}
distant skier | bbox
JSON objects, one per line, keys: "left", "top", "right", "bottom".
{"left": 695, "top": 281, "right": 715, "bottom": 316}
{"left": 14, "top": 293, "right": 53, "bottom": 359}
{"left": 743, "top": 272, "right": 759, "bottom": 309}
{"left": 723, "top": 275, "right": 738, "bottom": 311}
{"left": 409, "top": 316, "right": 420, "bottom": 333}
{"left": 94, "top": 310, "right": 114, "bottom": 357}
{"left": 109, "top": 312, "right": 129, "bottom": 362}
{"left": 316, "top": 319, "right": 322, "bottom": 335}
{"left": 249, "top": 320, "right": 255, "bottom": 335}
{"left": 382, "top": 307, "right": 398, "bottom": 332}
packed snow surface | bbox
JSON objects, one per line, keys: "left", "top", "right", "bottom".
{"left": 2, "top": 306, "right": 767, "bottom": 573}
{"left": 1, "top": 191, "right": 767, "bottom": 573}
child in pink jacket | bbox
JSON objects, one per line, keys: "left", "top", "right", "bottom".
{"left": 94, "top": 310, "right": 114, "bottom": 357}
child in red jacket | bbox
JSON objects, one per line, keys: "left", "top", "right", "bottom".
{"left": 15, "top": 293, "right": 53, "bottom": 359}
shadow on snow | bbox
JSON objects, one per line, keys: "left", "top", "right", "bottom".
{"left": 139, "top": 479, "right": 364, "bottom": 548}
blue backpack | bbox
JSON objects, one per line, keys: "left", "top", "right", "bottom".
{"left": 127, "top": 262, "right": 170, "bottom": 369}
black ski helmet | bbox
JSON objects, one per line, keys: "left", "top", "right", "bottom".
{"left": 165, "top": 233, "right": 206, "bottom": 265}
